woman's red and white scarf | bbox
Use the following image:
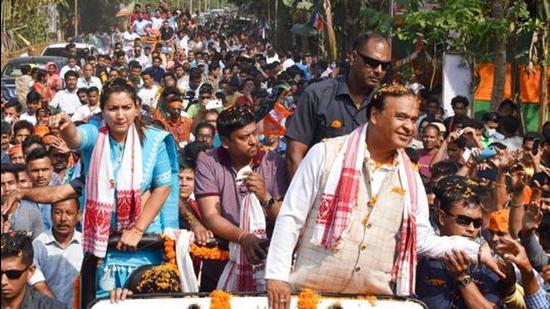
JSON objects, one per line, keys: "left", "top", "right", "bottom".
{"left": 312, "top": 124, "right": 418, "bottom": 295}
{"left": 83, "top": 123, "right": 143, "bottom": 258}
{"left": 218, "top": 167, "right": 267, "bottom": 292}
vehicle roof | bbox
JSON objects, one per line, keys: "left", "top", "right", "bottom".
{"left": 44, "top": 43, "right": 95, "bottom": 49}
{"left": 4, "top": 56, "right": 67, "bottom": 64}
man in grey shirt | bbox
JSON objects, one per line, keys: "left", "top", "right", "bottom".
{"left": 1, "top": 164, "right": 44, "bottom": 239}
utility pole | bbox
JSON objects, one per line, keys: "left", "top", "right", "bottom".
{"left": 74, "top": 0, "right": 78, "bottom": 37}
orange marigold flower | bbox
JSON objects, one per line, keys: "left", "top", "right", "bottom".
{"left": 362, "top": 214, "right": 369, "bottom": 225}
{"left": 297, "top": 289, "right": 320, "bottom": 309}
{"left": 190, "top": 243, "right": 230, "bottom": 261}
{"left": 427, "top": 279, "right": 446, "bottom": 286}
{"left": 391, "top": 186, "right": 405, "bottom": 197}
{"left": 366, "top": 295, "right": 377, "bottom": 305}
{"left": 368, "top": 195, "right": 378, "bottom": 207}
{"left": 330, "top": 120, "right": 342, "bottom": 129}
{"left": 210, "top": 290, "right": 231, "bottom": 309}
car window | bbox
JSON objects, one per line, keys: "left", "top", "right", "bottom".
{"left": 2, "top": 60, "right": 64, "bottom": 78}
{"left": 42, "top": 47, "right": 67, "bottom": 57}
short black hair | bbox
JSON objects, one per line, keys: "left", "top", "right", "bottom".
{"left": 434, "top": 175, "right": 481, "bottom": 213}
{"left": 352, "top": 32, "right": 388, "bottom": 51}
{"left": 5, "top": 99, "right": 22, "bottom": 113}
{"left": 77, "top": 88, "right": 89, "bottom": 96}
{"left": 189, "top": 69, "right": 202, "bottom": 81}
{"left": 523, "top": 132, "right": 542, "bottom": 144}
{"left": 451, "top": 95, "right": 470, "bottom": 108}
{"left": 0, "top": 163, "right": 18, "bottom": 181}
{"left": 87, "top": 86, "right": 99, "bottom": 94}
{"left": 22, "top": 135, "right": 45, "bottom": 154}
{"left": 25, "top": 147, "right": 50, "bottom": 164}
{"left": 217, "top": 105, "right": 255, "bottom": 138}
{"left": 194, "top": 122, "right": 216, "bottom": 137}
{"left": 198, "top": 83, "right": 213, "bottom": 95}
{"left": 481, "top": 112, "right": 499, "bottom": 124}
{"left": 1, "top": 232, "right": 34, "bottom": 266}
{"left": 181, "top": 141, "right": 210, "bottom": 162}
{"left": 430, "top": 160, "right": 459, "bottom": 180}
{"left": 13, "top": 163, "right": 26, "bottom": 174}
{"left": 500, "top": 116, "right": 520, "bottom": 135}
{"left": 1, "top": 121, "right": 11, "bottom": 136}
{"left": 64, "top": 70, "right": 79, "bottom": 81}
{"left": 26, "top": 90, "right": 41, "bottom": 103}
{"left": 163, "top": 72, "right": 176, "bottom": 81}
{"left": 178, "top": 158, "right": 196, "bottom": 171}
{"left": 13, "top": 120, "right": 34, "bottom": 134}
{"left": 20, "top": 64, "right": 32, "bottom": 75}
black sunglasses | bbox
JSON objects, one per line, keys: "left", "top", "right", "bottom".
{"left": 1, "top": 264, "right": 31, "bottom": 280}
{"left": 444, "top": 211, "right": 483, "bottom": 229}
{"left": 355, "top": 51, "right": 391, "bottom": 71}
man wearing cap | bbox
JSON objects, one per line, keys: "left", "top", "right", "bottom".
{"left": 156, "top": 92, "right": 192, "bottom": 147}
{"left": 486, "top": 209, "right": 550, "bottom": 308}
{"left": 285, "top": 32, "right": 392, "bottom": 178}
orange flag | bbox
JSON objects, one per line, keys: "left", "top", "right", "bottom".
{"left": 262, "top": 101, "right": 293, "bottom": 136}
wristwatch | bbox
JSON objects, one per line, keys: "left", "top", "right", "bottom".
{"left": 456, "top": 274, "right": 473, "bottom": 287}
{"left": 261, "top": 194, "right": 276, "bottom": 210}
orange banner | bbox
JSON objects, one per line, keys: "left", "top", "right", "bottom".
{"left": 474, "top": 64, "right": 549, "bottom": 103}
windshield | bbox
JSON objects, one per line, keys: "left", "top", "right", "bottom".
{"left": 42, "top": 47, "right": 69, "bottom": 57}
{"left": 2, "top": 60, "right": 62, "bottom": 78}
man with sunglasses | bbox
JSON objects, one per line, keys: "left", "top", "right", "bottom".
{"left": 416, "top": 175, "right": 504, "bottom": 309}
{"left": 285, "top": 32, "right": 391, "bottom": 178}
{"left": 1, "top": 232, "right": 65, "bottom": 309}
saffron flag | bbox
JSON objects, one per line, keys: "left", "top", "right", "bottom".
{"left": 116, "top": 0, "right": 136, "bottom": 17}
{"left": 262, "top": 101, "right": 293, "bottom": 136}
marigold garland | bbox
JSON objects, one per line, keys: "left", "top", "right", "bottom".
{"left": 210, "top": 290, "right": 231, "bottom": 309}
{"left": 135, "top": 264, "right": 181, "bottom": 293}
{"left": 163, "top": 236, "right": 177, "bottom": 266}
{"left": 190, "top": 243, "right": 230, "bottom": 261}
{"left": 297, "top": 289, "right": 320, "bottom": 309}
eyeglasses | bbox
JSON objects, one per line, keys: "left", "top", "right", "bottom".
{"left": 444, "top": 211, "right": 483, "bottom": 229}
{"left": 1, "top": 265, "right": 31, "bottom": 280}
{"left": 355, "top": 50, "right": 391, "bottom": 71}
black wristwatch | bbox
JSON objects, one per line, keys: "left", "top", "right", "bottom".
{"left": 456, "top": 274, "right": 473, "bottom": 287}
{"left": 261, "top": 194, "right": 276, "bottom": 210}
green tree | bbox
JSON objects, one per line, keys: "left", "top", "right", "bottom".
{"left": 395, "top": 0, "right": 530, "bottom": 108}
{"left": 1, "top": 0, "right": 67, "bottom": 43}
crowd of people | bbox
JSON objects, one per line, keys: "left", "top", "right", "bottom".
{"left": 1, "top": 2, "right": 549, "bottom": 309}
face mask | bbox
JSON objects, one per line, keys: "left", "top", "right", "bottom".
{"left": 484, "top": 128, "right": 496, "bottom": 137}
{"left": 3, "top": 116, "right": 13, "bottom": 124}
{"left": 283, "top": 95, "right": 293, "bottom": 107}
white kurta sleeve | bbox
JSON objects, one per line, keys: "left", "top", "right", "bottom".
{"left": 414, "top": 173, "right": 480, "bottom": 261}
{"left": 265, "top": 142, "right": 325, "bottom": 282}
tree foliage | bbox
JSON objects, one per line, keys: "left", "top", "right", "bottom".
{"left": 2, "top": 0, "right": 68, "bottom": 42}
{"left": 395, "top": 0, "right": 531, "bottom": 92}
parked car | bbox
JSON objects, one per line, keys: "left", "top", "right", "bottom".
{"left": 1, "top": 56, "right": 67, "bottom": 98}
{"left": 41, "top": 42, "right": 99, "bottom": 59}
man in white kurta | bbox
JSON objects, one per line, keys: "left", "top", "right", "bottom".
{"left": 265, "top": 85, "right": 500, "bottom": 308}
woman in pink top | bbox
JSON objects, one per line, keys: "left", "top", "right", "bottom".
{"left": 45, "top": 62, "right": 63, "bottom": 99}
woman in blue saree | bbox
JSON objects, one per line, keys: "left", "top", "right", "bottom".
{"left": 50, "top": 79, "right": 179, "bottom": 298}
